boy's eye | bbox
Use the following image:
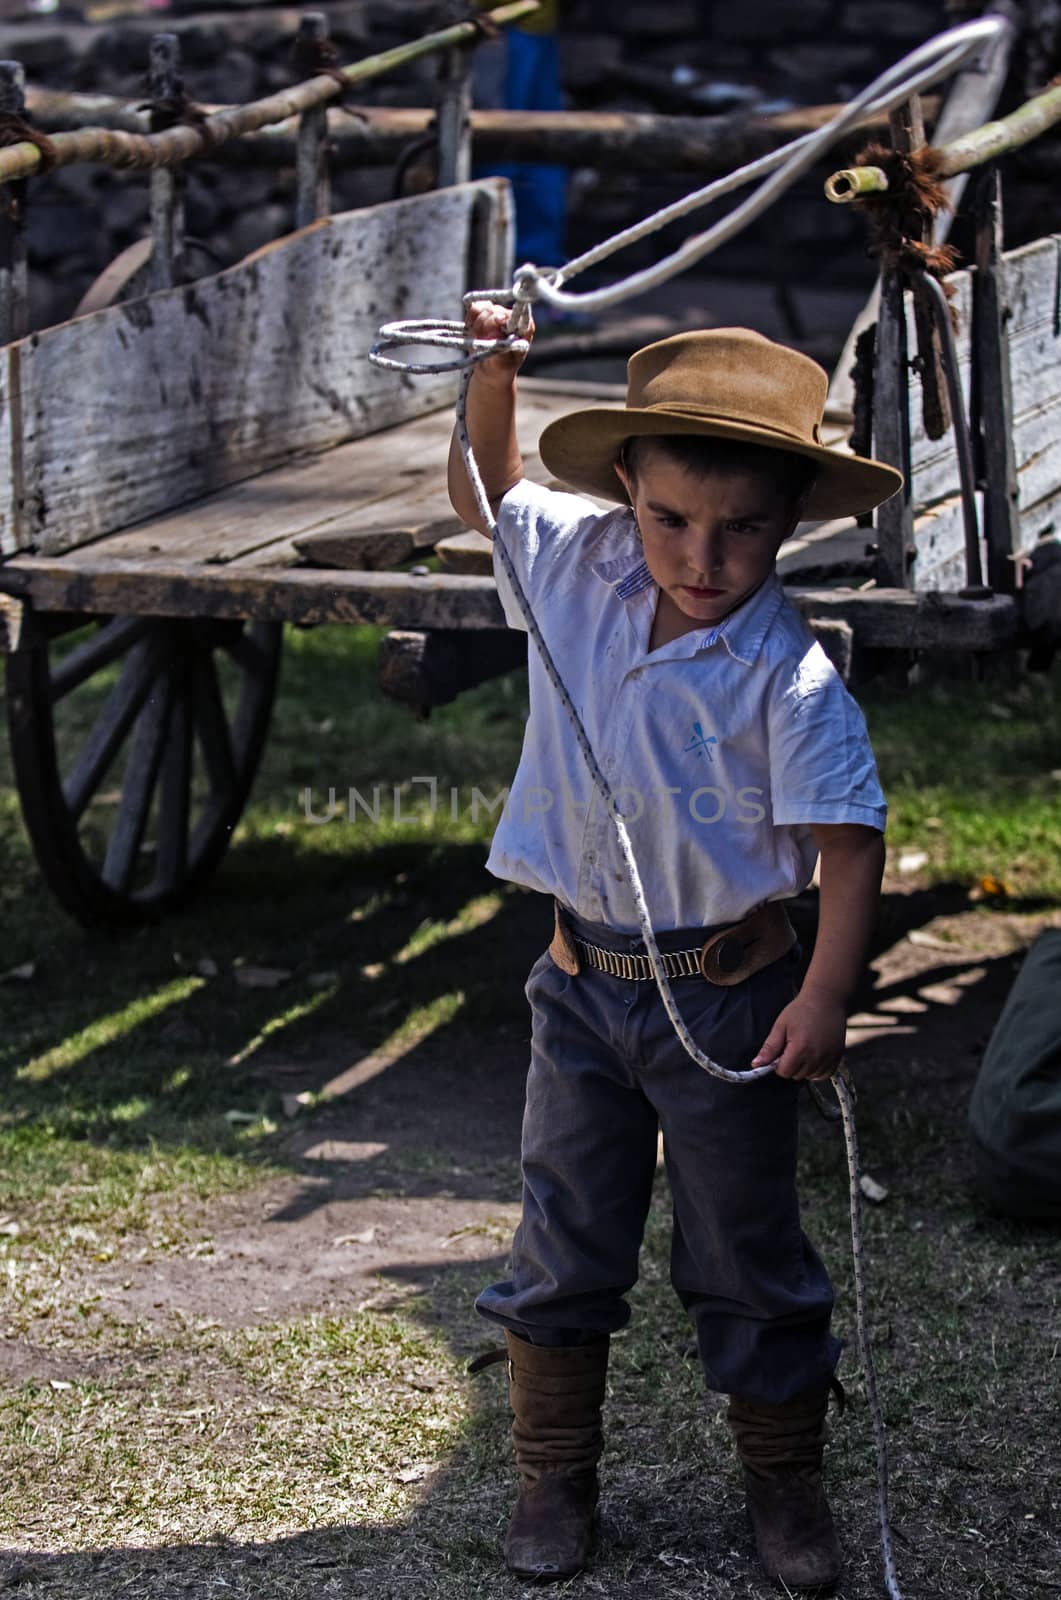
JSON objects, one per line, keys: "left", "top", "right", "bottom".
{"left": 728, "top": 520, "right": 758, "bottom": 534}
{"left": 656, "top": 514, "right": 686, "bottom": 529}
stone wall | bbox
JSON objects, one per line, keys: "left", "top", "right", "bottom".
{"left": 0, "top": 0, "right": 1057, "bottom": 332}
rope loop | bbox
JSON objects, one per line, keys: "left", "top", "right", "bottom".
{"left": 369, "top": 315, "right": 530, "bottom": 375}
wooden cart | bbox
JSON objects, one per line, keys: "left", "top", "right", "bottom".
{"left": 0, "top": 25, "right": 1056, "bottom": 926}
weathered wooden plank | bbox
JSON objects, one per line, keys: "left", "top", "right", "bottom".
{"left": 0, "top": 557, "right": 1019, "bottom": 647}
{"left": 904, "top": 233, "right": 1061, "bottom": 589}
{"left": 0, "top": 179, "right": 513, "bottom": 559}
{"left": 147, "top": 34, "right": 187, "bottom": 294}
{"left": 292, "top": 527, "right": 416, "bottom": 571}
{"left": 0, "top": 557, "right": 510, "bottom": 629}
{"left": 1013, "top": 399, "right": 1061, "bottom": 513}
{"left": 911, "top": 495, "right": 975, "bottom": 593}
{"left": 873, "top": 269, "right": 914, "bottom": 587}
{"left": 0, "top": 592, "right": 24, "bottom": 653}
{"left": 435, "top": 529, "right": 493, "bottom": 575}
{"left": 1018, "top": 483, "right": 1061, "bottom": 553}
{"left": 48, "top": 379, "right": 608, "bottom": 574}
{"left": 775, "top": 517, "right": 872, "bottom": 582}
{"left": 806, "top": 618, "right": 854, "bottom": 684}
{"left": 972, "top": 166, "right": 1019, "bottom": 590}
{"left": 294, "top": 13, "right": 332, "bottom": 230}
{"left": 787, "top": 586, "right": 1018, "bottom": 648}
{"left": 919, "top": 239, "right": 1058, "bottom": 409}
{"left": 0, "top": 64, "right": 30, "bottom": 348}
{"left": 377, "top": 628, "right": 527, "bottom": 710}
{"left": 74, "top": 412, "right": 463, "bottom": 567}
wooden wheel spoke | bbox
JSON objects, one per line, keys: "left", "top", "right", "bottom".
{"left": 9, "top": 614, "right": 280, "bottom": 926}
{"left": 101, "top": 665, "right": 177, "bottom": 896}
{"left": 192, "top": 649, "right": 238, "bottom": 801}
{"left": 221, "top": 628, "right": 270, "bottom": 678}
{"left": 153, "top": 669, "right": 193, "bottom": 896}
{"left": 49, "top": 616, "right": 152, "bottom": 703}
{"left": 62, "top": 635, "right": 171, "bottom": 821}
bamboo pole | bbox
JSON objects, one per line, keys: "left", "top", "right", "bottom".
{"left": 936, "top": 77, "right": 1061, "bottom": 173}
{"left": 825, "top": 165, "right": 889, "bottom": 202}
{"left": 825, "top": 79, "right": 1061, "bottom": 200}
{"left": 22, "top": 94, "right": 937, "bottom": 173}
{"left": 0, "top": 0, "right": 540, "bottom": 182}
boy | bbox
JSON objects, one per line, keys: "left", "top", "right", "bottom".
{"left": 449, "top": 306, "right": 900, "bottom": 1591}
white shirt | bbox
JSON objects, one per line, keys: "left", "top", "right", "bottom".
{"left": 486, "top": 478, "right": 887, "bottom": 932}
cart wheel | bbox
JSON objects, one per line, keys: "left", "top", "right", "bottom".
{"left": 6, "top": 614, "right": 282, "bottom": 927}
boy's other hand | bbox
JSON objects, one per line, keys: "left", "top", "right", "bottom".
{"left": 749, "top": 987, "right": 847, "bottom": 1081}
{"left": 466, "top": 299, "right": 534, "bottom": 387}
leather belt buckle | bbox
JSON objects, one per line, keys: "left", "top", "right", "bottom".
{"left": 699, "top": 902, "right": 796, "bottom": 986}
{"left": 549, "top": 901, "right": 581, "bottom": 976}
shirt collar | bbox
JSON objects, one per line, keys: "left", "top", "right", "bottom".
{"left": 695, "top": 573, "right": 786, "bottom": 665}
{"left": 592, "top": 520, "right": 785, "bottom": 667}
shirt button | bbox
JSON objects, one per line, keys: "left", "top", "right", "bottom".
{"left": 585, "top": 851, "right": 597, "bottom": 865}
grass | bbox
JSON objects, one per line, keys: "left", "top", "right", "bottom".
{"left": 863, "top": 665, "right": 1061, "bottom": 899}
{"left": 1, "top": 627, "right": 1060, "bottom": 1597}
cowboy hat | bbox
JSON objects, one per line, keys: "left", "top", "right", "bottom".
{"left": 537, "top": 327, "right": 903, "bottom": 520}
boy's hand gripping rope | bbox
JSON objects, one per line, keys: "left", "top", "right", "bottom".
{"left": 370, "top": 23, "right": 1011, "bottom": 1597}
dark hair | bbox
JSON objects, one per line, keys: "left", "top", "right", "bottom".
{"left": 620, "top": 434, "right": 816, "bottom": 510}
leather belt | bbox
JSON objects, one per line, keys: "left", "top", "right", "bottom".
{"left": 549, "top": 899, "right": 796, "bottom": 987}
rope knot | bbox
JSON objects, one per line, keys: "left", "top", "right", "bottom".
{"left": 138, "top": 88, "right": 208, "bottom": 135}
{"left": 288, "top": 37, "right": 370, "bottom": 122}
{"left": 852, "top": 141, "right": 959, "bottom": 287}
{"left": 0, "top": 112, "right": 58, "bottom": 180}
{"left": 290, "top": 32, "right": 340, "bottom": 73}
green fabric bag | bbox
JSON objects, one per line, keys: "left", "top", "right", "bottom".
{"left": 968, "top": 930, "right": 1061, "bottom": 1219}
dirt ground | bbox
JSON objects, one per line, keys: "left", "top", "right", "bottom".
{"left": 26, "top": 886, "right": 1060, "bottom": 1342}
{"left": 3, "top": 883, "right": 1060, "bottom": 1600}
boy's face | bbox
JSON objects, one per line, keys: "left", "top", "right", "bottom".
{"left": 614, "top": 447, "right": 801, "bottom": 633}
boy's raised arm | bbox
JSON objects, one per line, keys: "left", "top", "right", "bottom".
{"left": 447, "top": 300, "right": 533, "bottom": 539}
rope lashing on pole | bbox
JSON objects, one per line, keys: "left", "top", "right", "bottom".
{"left": 370, "top": 22, "right": 1014, "bottom": 1597}
{"left": 0, "top": 112, "right": 58, "bottom": 178}
{"left": 826, "top": 74, "right": 1061, "bottom": 200}
{"left": 0, "top": 0, "right": 542, "bottom": 181}
{"left": 841, "top": 141, "right": 961, "bottom": 286}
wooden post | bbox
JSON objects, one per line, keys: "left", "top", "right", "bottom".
{"left": 148, "top": 34, "right": 186, "bottom": 291}
{"left": 0, "top": 61, "right": 30, "bottom": 345}
{"left": 436, "top": 1, "right": 473, "bottom": 188}
{"left": 872, "top": 267, "right": 915, "bottom": 588}
{"left": 872, "top": 98, "right": 945, "bottom": 590}
{"left": 971, "top": 164, "right": 1019, "bottom": 594}
{"left": 893, "top": 96, "right": 950, "bottom": 442}
{"left": 295, "top": 12, "right": 332, "bottom": 229}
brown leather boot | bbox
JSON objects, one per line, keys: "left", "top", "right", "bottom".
{"left": 500, "top": 1331, "right": 609, "bottom": 1579}
{"left": 726, "top": 1379, "right": 844, "bottom": 1592}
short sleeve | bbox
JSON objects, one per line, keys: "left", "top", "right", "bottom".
{"left": 492, "top": 478, "right": 610, "bottom": 633}
{"left": 767, "top": 643, "right": 887, "bottom": 831}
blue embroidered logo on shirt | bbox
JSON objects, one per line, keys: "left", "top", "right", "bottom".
{"left": 683, "top": 722, "right": 718, "bottom": 761}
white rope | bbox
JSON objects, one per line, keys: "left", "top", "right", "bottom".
{"left": 836, "top": 1071, "right": 904, "bottom": 1600}
{"left": 368, "top": 22, "right": 1013, "bottom": 1595}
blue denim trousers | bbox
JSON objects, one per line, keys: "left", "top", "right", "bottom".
{"left": 476, "top": 904, "right": 841, "bottom": 1404}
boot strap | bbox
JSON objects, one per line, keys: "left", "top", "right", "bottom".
{"left": 468, "top": 1346, "right": 508, "bottom": 1376}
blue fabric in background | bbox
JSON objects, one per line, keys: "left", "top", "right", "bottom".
{"left": 476, "top": 30, "right": 567, "bottom": 268}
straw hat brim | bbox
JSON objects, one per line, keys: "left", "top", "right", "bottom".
{"left": 538, "top": 407, "right": 903, "bottom": 521}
